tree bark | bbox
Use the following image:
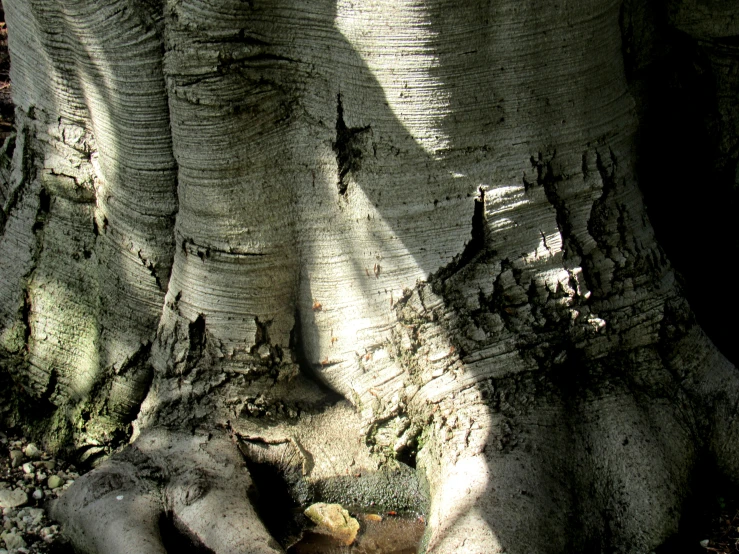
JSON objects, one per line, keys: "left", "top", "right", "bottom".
{"left": 1, "top": 0, "right": 738, "bottom": 552}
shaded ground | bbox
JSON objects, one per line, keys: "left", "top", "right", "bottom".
{"left": 0, "top": 429, "right": 78, "bottom": 554}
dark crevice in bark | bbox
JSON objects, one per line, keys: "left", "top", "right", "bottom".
{"left": 392, "top": 423, "right": 422, "bottom": 469}
{"left": 533, "top": 152, "right": 587, "bottom": 267}
{"left": 182, "top": 237, "right": 265, "bottom": 261}
{"left": 36, "top": 186, "right": 51, "bottom": 215}
{"left": 108, "top": 342, "right": 154, "bottom": 423}
{"left": 186, "top": 314, "right": 206, "bottom": 369}
{"left": 0, "top": 134, "right": 15, "bottom": 231}
{"left": 137, "top": 250, "right": 164, "bottom": 291}
{"left": 20, "top": 286, "right": 32, "bottom": 351}
{"left": 30, "top": 186, "right": 51, "bottom": 236}
{"left": 41, "top": 367, "right": 58, "bottom": 405}
{"left": 333, "top": 93, "right": 370, "bottom": 196}
{"left": 188, "top": 31, "right": 270, "bottom": 49}
{"left": 581, "top": 151, "right": 590, "bottom": 180}
{"left": 594, "top": 149, "right": 617, "bottom": 188}
{"left": 252, "top": 316, "right": 271, "bottom": 352}
{"left": 524, "top": 151, "right": 564, "bottom": 193}
{"left": 587, "top": 151, "right": 619, "bottom": 245}
{"left": 430, "top": 186, "right": 489, "bottom": 286}
{"left": 254, "top": 317, "right": 270, "bottom": 345}
{"left": 1, "top": 128, "right": 34, "bottom": 236}
{"left": 216, "top": 52, "right": 297, "bottom": 74}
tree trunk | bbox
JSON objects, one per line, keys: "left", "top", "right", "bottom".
{"left": 1, "top": 0, "right": 738, "bottom": 552}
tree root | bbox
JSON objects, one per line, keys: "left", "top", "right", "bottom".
{"left": 50, "top": 428, "right": 282, "bottom": 554}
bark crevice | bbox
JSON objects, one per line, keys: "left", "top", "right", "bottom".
{"left": 333, "top": 93, "right": 371, "bottom": 196}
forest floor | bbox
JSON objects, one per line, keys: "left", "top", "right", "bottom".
{"left": 1, "top": 423, "right": 737, "bottom": 554}
{"left": 0, "top": 431, "right": 77, "bottom": 554}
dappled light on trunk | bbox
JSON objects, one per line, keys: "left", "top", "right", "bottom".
{"left": 1, "top": 0, "right": 739, "bottom": 553}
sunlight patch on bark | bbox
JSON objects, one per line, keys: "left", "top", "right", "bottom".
{"left": 335, "top": 0, "right": 451, "bottom": 156}
{"left": 28, "top": 277, "right": 99, "bottom": 398}
{"left": 424, "top": 449, "right": 499, "bottom": 552}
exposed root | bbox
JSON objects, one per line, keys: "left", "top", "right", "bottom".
{"left": 51, "top": 429, "right": 282, "bottom": 554}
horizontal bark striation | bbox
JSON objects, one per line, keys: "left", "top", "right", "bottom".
{"left": 1, "top": 0, "right": 176, "bottom": 448}
{"left": 3, "top": 1, "right": 739, "bottom": 553}
{"left": 160, "top": 0, "right": 301, "bottom": 355}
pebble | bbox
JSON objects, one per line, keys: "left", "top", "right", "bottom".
{"left": 304, "top": 502, "right": 360, "bottom": 546}
{"left": 46, "top": 477, "right": 62, "bottom": 490}
{"left": 0, "top": 531, "right": 26, "bottom": 550}
{"left": 1, "top": 430, "right": 86, "bottom": 553}
{"left": 23, "top": 445, "right": 39, "bottom": 460}
{"left": 0, "top": 489, "right": 27, "bottom": 509}
{"left": 8, "top": 452, "right": 22, "bottom": 469}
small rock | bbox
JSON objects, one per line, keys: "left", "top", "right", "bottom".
{"left": 39, "top": 526, "right": 55, "bottom": 541}
{"left": 23, "top": 444, "right": 39, "bottom": 459}
{"left": 24, "top": 508, "right": 44, "bottom": 526}
{"left": 8, "top": 452, "right": 22, "bottom": 469}
{"left": 21, "top": 463, "right": 34, "bottom": 475}
{"left": 304, "top": 502, "right": 360, "bottom": 546}
{"left": 0, "top": 531, "right": 26, "bottom": 550}
{"left": 0, "top": 489, "right": 28, "bottom": 509}
{"left": 257, "top": 344, "right": 271, "bottom": 360}
{"left": 32, "top": 490, "right": 43, "bottom": 501}
{"left": 47, "top": 475, "right": 63, "bottom": 490}
{"left": 36, "top": 460, "right": 55, "bottom": 471}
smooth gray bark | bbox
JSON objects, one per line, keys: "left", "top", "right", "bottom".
{"left": 1, "top": 0, "right": 739, "bottom": 552}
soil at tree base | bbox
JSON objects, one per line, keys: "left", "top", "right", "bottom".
{"left": 0, "top": 429, "right": 77, "bottom": 554}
